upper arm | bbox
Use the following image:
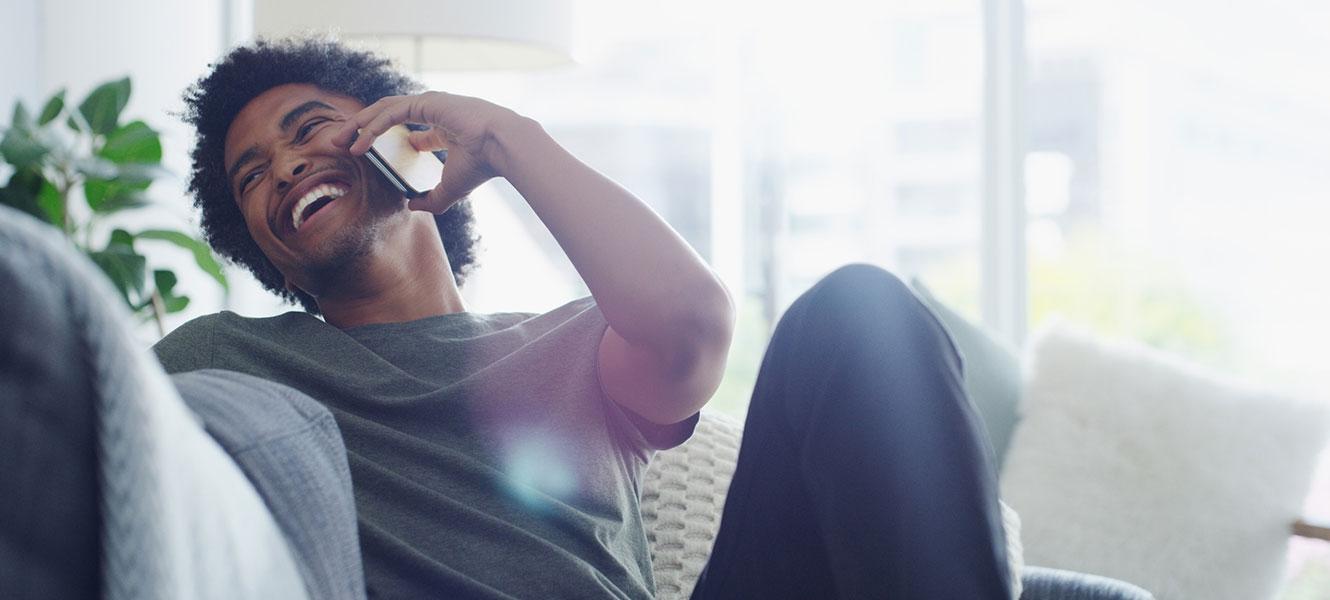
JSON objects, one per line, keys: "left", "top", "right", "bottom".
{"left": 596, "top": 318, "right": 732, "bottom": 429}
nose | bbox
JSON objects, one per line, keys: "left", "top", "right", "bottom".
{"left": 274, "top": 156, "right": 310, "bottom": 196}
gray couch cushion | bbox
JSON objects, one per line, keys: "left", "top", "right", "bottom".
{"left": 0, "top": 206, "right": 306, "bottom": 600}
{"left": 172, "top": 369, "right": 366, "bottom": 600}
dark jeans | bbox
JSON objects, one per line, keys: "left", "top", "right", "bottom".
{"left": 691, "top": 264, "right": 1013, "bottom": 599}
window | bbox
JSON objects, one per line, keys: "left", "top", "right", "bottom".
{"left": 434, "top": 0, "right": 985, "bottom": 415}
{"left": 429, "top": 4, "right": 1330, "bottom": 586}
{"left": 1024, "top": 1, "right": 1330, "bottom": 592}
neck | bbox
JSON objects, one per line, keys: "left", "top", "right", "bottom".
{"left": 314, "top": 213, "right": 467, "bottom": 329}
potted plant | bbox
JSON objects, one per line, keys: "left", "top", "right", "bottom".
{"left": 0, "top": 76, "right": 226, "bottom": 336}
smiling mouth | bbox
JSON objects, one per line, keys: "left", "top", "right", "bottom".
{"left": 292, "top": 183, "right": 349, "bottom": 231}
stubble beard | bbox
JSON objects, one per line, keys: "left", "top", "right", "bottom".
{"left": 299, "top": 172, "right": 409, "bottom": 296}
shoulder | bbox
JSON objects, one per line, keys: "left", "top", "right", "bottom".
{"left": 153, "top": 310, "right": 316, "bottom": 373}
{"left": 153, "top": 312, "right": 223, "bottom": 373}
{"left": 481, "top": 296, "right": 602, "bottom": 342}
{"left": 520, "top": 295, "right": 601, "bottom": 329}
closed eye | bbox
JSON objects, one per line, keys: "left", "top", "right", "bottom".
{"left": 235, "top": 116, "right": 329, "bottom": 195}
{"left": 239, "top": 168, "right": 263, "bottom": 194}
{"left": 295, "top": 117, "right": 329, "bottom": 143}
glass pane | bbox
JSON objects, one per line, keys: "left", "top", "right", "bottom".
{"left": 1025, "top": 1, "right": 1330, "bottom": 592}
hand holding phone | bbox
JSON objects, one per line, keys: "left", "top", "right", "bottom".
{"left": 363, "top": 124, "right": 446, "bottom": 197}
{"left": 333, "top": 91, "right": 505, "bottom": 213}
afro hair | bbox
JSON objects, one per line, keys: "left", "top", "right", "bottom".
{"left": 180, "top": 35, "right": 479, "bottom": 314}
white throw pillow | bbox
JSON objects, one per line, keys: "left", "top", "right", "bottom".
{"left": 1001, "top": 322, "right": 1329, "bottom": 600}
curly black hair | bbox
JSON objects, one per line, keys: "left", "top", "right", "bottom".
{"left": 180, "top": 35, "right": 479, "bottom": 314}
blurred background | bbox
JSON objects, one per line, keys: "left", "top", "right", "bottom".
{"left": 3, "top": 0, "right": 1327, "bottom": 595}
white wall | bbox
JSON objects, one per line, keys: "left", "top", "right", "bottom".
{"left": 11, "top": 0, "right": 290, "bottom": 333}
{"left": 0, "top": 0, "right": 40, "bottom": 129}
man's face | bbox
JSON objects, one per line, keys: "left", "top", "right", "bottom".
{"left": 223, "top": 83, "right": 408, "bottom": 296}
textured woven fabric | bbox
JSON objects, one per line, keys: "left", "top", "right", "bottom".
{"left": 642, "top": 411, "right": 1024, "bottom": 599}
{"left": 641, "top": 412, "right": 743, "bottom": 599}
{"left": 1021, "top": 567, "right": 1154, "bottom": 600}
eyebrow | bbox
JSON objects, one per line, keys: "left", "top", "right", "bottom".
{"left": 226, "top": 100, "right": 337, "bottom": 188}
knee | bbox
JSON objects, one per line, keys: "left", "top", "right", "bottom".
{"left": 801, "top": 263, "right": 960, "bottom": 366}
{"left": 807, "top": 263, "right": 922, "bottom": 324}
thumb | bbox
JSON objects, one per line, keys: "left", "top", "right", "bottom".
{"left": 407, "top": 128, "right": 449, "bottom": 152}
{"left": 407, "top": 183, "right": 458, "bottom": 214}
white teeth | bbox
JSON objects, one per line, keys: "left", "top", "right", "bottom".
{"left": 292, "top": 183, "right": 347, "bottom": 231}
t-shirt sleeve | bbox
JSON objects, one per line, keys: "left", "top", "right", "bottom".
{"left": 610, "top": 399, "right": 700, "bottom": 453}
{"left": 152, "top": 315, "right": 218, "bottom": 374}
{"left": 570, "top": 299, "right": 700, "bottom": 460}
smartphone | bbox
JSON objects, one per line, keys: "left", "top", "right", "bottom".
{"left": 363, "top": 123, "right": 447, "bottom": 197}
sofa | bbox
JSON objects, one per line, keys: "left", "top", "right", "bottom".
{"left": 0, "top": 205, "right": 1154, "bottom": 598}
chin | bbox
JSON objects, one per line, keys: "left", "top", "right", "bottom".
{"left": 299, "top": 220, "right": 383, "bottom": 285}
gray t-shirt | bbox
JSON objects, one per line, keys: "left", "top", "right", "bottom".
{"left": 153, "top": 296, "right": 699, "bottom": 599}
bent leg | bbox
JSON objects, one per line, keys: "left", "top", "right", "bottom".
{"left": 691, "top": 264, "right": 1011, "bottom": 599}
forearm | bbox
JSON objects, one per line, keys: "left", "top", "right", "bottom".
{"left": 488, "top": 116, "right": 734, "bottom": 351}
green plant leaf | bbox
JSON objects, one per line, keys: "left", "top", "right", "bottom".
{"left": 37, "top": 178, "right": 63, "bottom": 227}
{"left": 93, "top": 187, "right": 151, "bottom": 213}
{"left": 0, "top": 184, "right": 35, "bottom": 218}
{"left": 38, "top": 90, "right": 66, "bottom": 126}
{"left": 163, "top": 293, "right": 190, "bottom": 313}
{"left": 78, "top": 77, "right": 131, "bottom": 136}
{"left": 87, "top": 244, "right": 146, "bottom": 307}
{"left": 0, "top": 122, "right": 50, "bottom": 168}
{"left": 74, "top": 156, "right": 119, "bottom": 179}
{"left": 83, "top": 160, "right": 169, "bottom": 213}
{"left": 83, "top": 178, "right": 112, "bottom": 210}
{"left": 10, "top": 101, "right": 32, "bottom": 131}
{"left": 137, "top": 229, "right": 229, "bottom": 291}
{"left": 99, "top": 120, "right": 161, "bottom": 164}
{"left": 0, "top": 168, "right": 46, "bottom": 221}
{"left": 0, "top": 169, "right": 60, "bottom": 228}
{"left": 153, "top": 268, "right": 176, "bottom": 292}
{"left": 153, "top": 269, "right": 190, "bottom": 313}
{"left": 109, "top": 228, "right": 135, "bottom": 248}
{"left": 85, "top": 178, "right": 148, "bottom": 213}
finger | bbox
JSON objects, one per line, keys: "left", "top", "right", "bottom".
{"left": 353, "top": 93, "right": 441, "bottom": 156}
{"left": 330, "top": 95, "right": 402, "bottom": 148}
{"left": 335, "top": 96, "right": 416, "bottom": 154}
{"left": 407, "top": 128, "right": 449, "bottom": 152}
{"left": 407, "top": 148, "right": 477, "bottom": 213}
{"left": 348, "top": 98, "right": 424, "bottom": 156}
{"left": 407, "top": 183, "right": 458, "bottom": 214}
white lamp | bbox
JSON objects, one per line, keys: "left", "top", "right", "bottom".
{"left": 253, "top": 0, "right": 576, "bottom": 71}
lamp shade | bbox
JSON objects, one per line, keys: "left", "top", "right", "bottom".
{"left": 254, "top": 0, "right": 575, "bottom": 71}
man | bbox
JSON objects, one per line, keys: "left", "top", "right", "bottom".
{"left": 156, "top": 36, "right": 1012, "bottom": 599}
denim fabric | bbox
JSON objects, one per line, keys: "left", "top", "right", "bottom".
{"left": 690, "top": 264, "right": 1014, "bottom": 599}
